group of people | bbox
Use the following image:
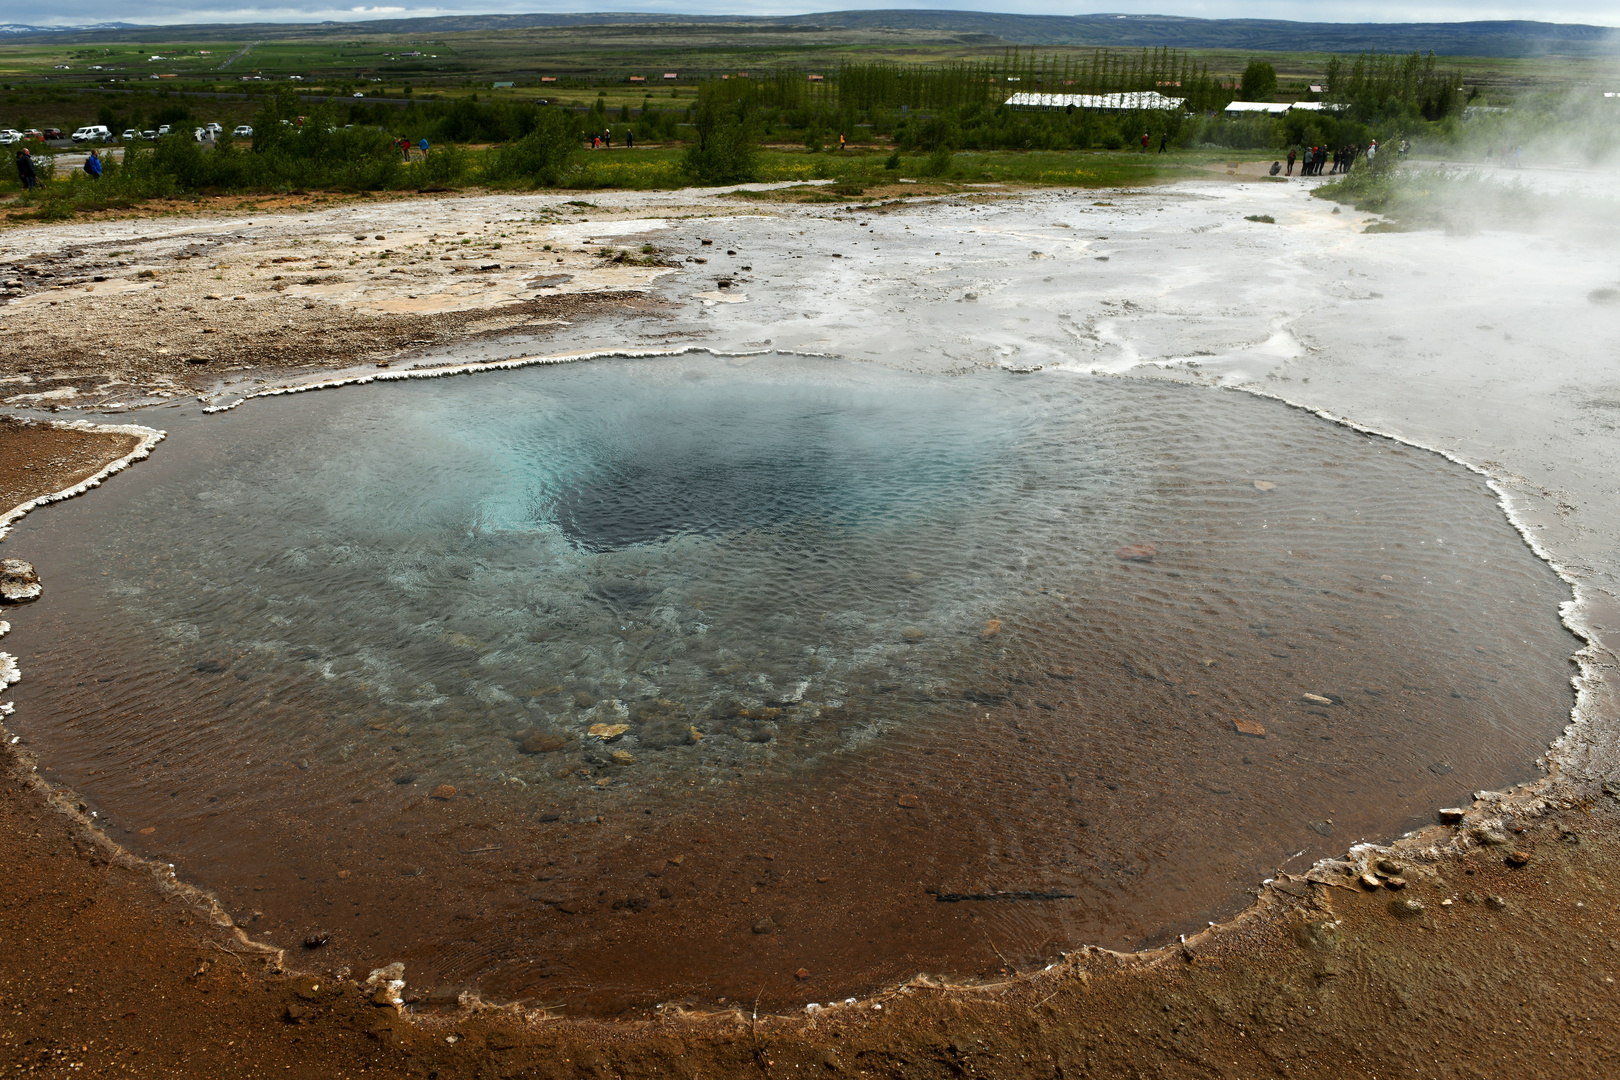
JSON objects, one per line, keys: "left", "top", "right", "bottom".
{"left": 1286, "top": 141, "right": 1373, "bottom": 177}
{"left": 13, "top": 146, "right": 102, "bottom": 190}
{"left": 589, "top": 129, "right": 632, "bottom": 149}
{"left": 396, "top": 137, "right": 431, "bottom": 160}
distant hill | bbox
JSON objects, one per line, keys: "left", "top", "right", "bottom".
{"left": 9, "top": 11, "right": 1619, "bottom": 59}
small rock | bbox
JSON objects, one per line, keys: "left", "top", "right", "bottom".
{"left": 1438, "top": 808, "right": 1466, "bottom": 824}
{"left": 1382, "top": 876, "right": 1407, "bottom": 890}
{"left": 1505, "top": 849, "right": 1532, "bottom": 868}
{"left": 285, "top": 1003, "right": 310, "bottom": 1022}
{"left": 557, "top": 901, "right": 583, "bottom": 914}
{"left": 430, "top": 784, "right": 456, "bottom": 800}
{"left": 1471, "top": 825, "right": 1510, "bottom": 846}
{"left": 337, "top": 870, "right": 349, "bottom": 879}
{"left": 981, "top": 618, "right": 1003, "bottom": 637}
{"left": 639, "top": 720, "right": 696, "bottom": 749}
{"left": 752, "top": 918, "right": 776, "bottom": 935}
{"left": 519, "top": 730, "right": 567, "bottom": 754}
{"left": 392, "top": 774, "right": 415, "bottom": 785}
{"left": 901, "top": 627, "right": 927, "bottom": 642}
{"left": 302, "top": 933, "right": 330, "bottom": 949}
{"left": 1359, "top": 873, "right": 1382, "bottom": 890}
{"left": 1376, "top": 858, "right": 1402, "bottom": 876}
{"left": 1253, "top": 480, "right": 1277, "bottom": 491}
{"left": 1389, "top": 898, "right": 1425, "bottom": 919}
{"left": 1302, "top": 693, "right": 1333, "bottom": 706}
{"left": 1485, "top": 894, "right": 1508, "bottom": 911}
{"left": 370, "top": 987, "right": 399, "bottom": 1007}
{"left": 0, "top": 560, "right": 41, "bottom": 604}
{"left": 897, "top": 794, "right": 919, "bottom": 808}
{"left": 1233, "top": 718, "right": 1266, "bottom": 738}
{"left": 1115, "top": 543, "right": 1157, "bottom": 562}
{"left": 610, "top": 749, "right": 636, "bottom": 765}
{"left": 588, "top": 723, "right": 629, "bottom": 741}
{"left": 1307, "top": 820, "right": 1332, "bottom": 837}
{"left": 796, "top": 967, "right": 811, "bottom": 980}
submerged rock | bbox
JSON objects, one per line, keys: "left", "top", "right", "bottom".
{"left": 518, "top": 730, "right": 568, "bottom": 754}
{"left": 638, "top": 720, "right": 696, "bottom": 750}
{"left": 0, "top": 559, "right": 40, "bottom": 604}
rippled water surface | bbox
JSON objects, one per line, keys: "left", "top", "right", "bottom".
{"left": 5, "top": 354, "right": 1577, "bottom": 1013}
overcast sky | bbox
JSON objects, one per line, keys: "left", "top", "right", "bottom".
{"left": 15, "top": 2, "right": 1620, "bottom": 30}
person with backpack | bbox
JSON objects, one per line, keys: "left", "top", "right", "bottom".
{"left": 1286, "top": 148, "right": 1296, "bottom": 175}
{"left": 84, "top": 149, "right": 102, "bottom": 180}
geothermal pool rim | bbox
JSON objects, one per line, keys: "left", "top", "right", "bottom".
{"left": 0, "top": 353, "right": 1603, "bottom": 1023}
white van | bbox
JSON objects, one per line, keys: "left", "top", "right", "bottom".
{"left": 71, "top": 125, "right": 112, "bottom": 143}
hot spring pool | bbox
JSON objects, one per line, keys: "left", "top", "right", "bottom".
{"left": 4, "top": 353, "right": 1577, "bottom": 1014}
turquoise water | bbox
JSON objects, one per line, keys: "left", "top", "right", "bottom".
{"left": 5, "top": 354, "right": 1578, "bottom": 1014}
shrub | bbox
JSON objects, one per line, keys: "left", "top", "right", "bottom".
{"left": 485, "top": 109, "right": 578, "bottom": 186}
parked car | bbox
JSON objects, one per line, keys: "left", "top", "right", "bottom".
{"left": 141, "top": 130, "right": 157, "bottom": 140}
{"left": 41, "top": 127, "right": 63, "bottom": 140}
{"left": 122, "top": 128, "right": 138, "bottom": 141}
{"left": 71, "top": 125, "right": 113, "bottom": 143}
{"left": 20, "top": 129, "right": 43, "bottom": 142}
{"left": 0, "top": 129, "right": 21, "bottom": 145}
{"left": 204, "top": 122, "right": 223, "bottom": 137}
{"left": 157, "top": 124, "right": 171, "bottom": 136}
{"left": 232, "top": 124, "right": 253, "bottom": 137}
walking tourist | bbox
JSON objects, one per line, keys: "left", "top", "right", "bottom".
{"left": 15, "top": 147, "right": 36, "bottom": 190}
{"left": 84, "top": 149, "right": 102, "bottom": 179}
{"left": 1286, "top": 148, "right": 1295, "bottom": 175}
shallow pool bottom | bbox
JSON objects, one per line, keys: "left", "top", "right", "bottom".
{"left": 4, "top": 353, "right": 1577, "bottom": 1014}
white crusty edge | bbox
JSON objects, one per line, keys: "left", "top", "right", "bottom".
{"left": 0, "top": 419, "right": 167, "bottom": 545}
{"left": 199, "top": 345, "right": 735, "bottom": 414}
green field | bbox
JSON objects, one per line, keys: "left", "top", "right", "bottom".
{"left": 0, "top": 18, "right": 1609, "bottom": 223}
{"left": 0, "top": 17, "right": 1605, "bottom": 134}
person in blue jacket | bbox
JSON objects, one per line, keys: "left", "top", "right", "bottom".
{"left": 84, "top": 150, "right": 102, "bottom": 180}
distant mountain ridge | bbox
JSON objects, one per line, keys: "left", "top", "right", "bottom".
{"left": 7, "top": 11, "right": 1619, "bottom": 58}
{"left": 0, "top": 23, "right": 140, "bottom": 35}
